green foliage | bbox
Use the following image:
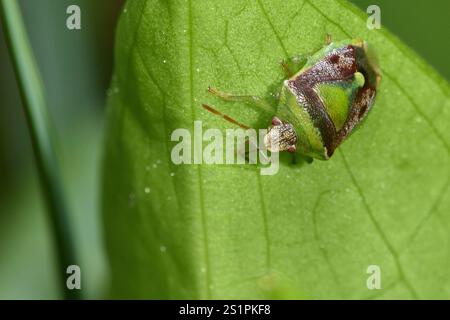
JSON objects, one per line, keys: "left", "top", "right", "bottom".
{"left": 102, "top": 0, "right": 450, "bottom": 299}
{"left": 0, "top": 0, "right": 80, "bottom": 299}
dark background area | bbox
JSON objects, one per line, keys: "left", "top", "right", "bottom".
{"left": 0, "top": 0, "right": 124, "bottom": 299}
{"left": 0, "top": 0, "right": 448, "bottom": 298}
{"left": 350, "top": 0, "right": 449, "bottom": 81}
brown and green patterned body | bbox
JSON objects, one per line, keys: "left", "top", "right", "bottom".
{"left": 275, "top": 39, "right": 381, "bottom": 160}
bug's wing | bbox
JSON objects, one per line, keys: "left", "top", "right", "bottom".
{"left": 334, "top": 86, "right": 377, "bottom": 147}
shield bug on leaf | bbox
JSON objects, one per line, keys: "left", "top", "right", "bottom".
{"left": 202, "top": 36, "right": 381, "bottom": 160}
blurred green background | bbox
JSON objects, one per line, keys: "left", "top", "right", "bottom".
{"left": 0, "top": 0, "right": 124, "bottom": 299}
{"left": 0, "top": 0, "right": 448, "bottom": 299}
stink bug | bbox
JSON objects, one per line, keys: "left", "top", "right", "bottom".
{"left": 202, "top": 36, "right": 381, "bottom": 160}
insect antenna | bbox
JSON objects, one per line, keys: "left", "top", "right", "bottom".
{"left": 201, "top": 103, "right": 270, "bottom": 163}
{"left": 201, "top": 103, "right": 251, "bottom": 130}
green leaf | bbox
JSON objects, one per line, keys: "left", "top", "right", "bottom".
{"left": 102, "top": 0, "right": 450, "bottom": 299}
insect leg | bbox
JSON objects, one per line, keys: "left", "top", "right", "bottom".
{"left": 281, "top": 36, "right": 333, "bottom": 78}
{"left": 237, "top": 138, "right": 253, "bottom": 163}
{"left": 291, "top": 152, "right": 297, "bottom": 164}
{"left": 280, "top": 54, "right": 309, "bottom": 78}
{"left": 207, "top": 86, "right": 274, "bottom": 113}
{"left": 236, "top": 136, "right": 269, "bottom": 165}
{"left": 201, "top": 103, "right": 251, "bottom": 129}
{"left": 287, "top": 153, "right": 314, "bottom": 167}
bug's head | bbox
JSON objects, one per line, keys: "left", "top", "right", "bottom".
{"left": 264, "top": 117, "right": 298, "bottom": 153}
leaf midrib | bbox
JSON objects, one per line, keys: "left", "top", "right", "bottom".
{"left": 187, "top": 0, "right": 212, "bottom": 299}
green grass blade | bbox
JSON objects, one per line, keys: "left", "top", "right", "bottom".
{"left": 0, "top": 0, "right": 80, "bottom": 299}
{"left": 103, "top": 0, "right": 450, "bottom": 299}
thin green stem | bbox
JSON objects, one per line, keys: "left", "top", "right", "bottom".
{"left": 0, "top": 0, "right": 80, "bottom": 299}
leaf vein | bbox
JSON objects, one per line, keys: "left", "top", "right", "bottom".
{"left": 122, "top": 0, "right": 148, "bottom": 105}
{"left": 311, "top": 190, "right": 341, "bottom": 295}
{"left": 339, "top": 149, "right": 420, "bottom": 299}
{"left": 256, "top": 174, "right": 272, "bottom": 269}
{"left": 305, "top": 0, "right": 351, "bottom": 38}
{"left": 383, "top": 71, "right": 450, "bottom": 156}
{"left": 224, "top": 20, "right": 244, "bottom": 74}
{"left": 399, "top": 176, "right": 450, "bottom": 255}
{"left": 136, "top": 47, "right": 183, "bottom": 214}
{"left": 188, "top": 0, "right": 212, "bottom": 299}
{"left": 256, "top": 0, "right": 290, "bottom": 58}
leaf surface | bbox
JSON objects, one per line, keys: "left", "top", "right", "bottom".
{"left": 102, "top": 0, "right": 450, "bottom": 299}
